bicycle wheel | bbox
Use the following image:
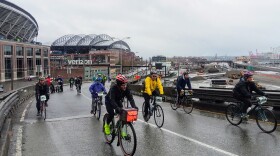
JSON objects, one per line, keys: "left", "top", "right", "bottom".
{"left": 119, "top": 122, "right": 137, "bottom": 156}
{"left": 103, "top": 114, "right": 116, "bottom": 144}
{"left": 225, "top": 104, "right": 242, "bottom": 126}
{"left": 255, "top": 108, "right": 277, "bottom": 133}
{"left": 92, "top": 100, "right": 97, "bottom": 115}
{"left": 170, "top": 97, "right": 178, "bottom": 110}
{"left": 182, "top": 97, "right": 193, "bottom": 114}
{"left": 40, "top": 102, "right": 44, "bottom": 117}
{"left": 97, "top": 101, "right": 101, "bottom": 120}
{"left": 44, "top": 105, "right": 47, "bottom": 120}
{"left": 142, "top": 102, "right": 150, "bottom": 122}
{"left": 154, "top": 105, "right": 164, "bottom": 128}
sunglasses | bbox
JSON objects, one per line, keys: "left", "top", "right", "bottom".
{"left": 152, "top": 75, "right": 157, "bottom": 78}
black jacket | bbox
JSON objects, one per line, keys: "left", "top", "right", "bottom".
{"left": 176, "top": 76, "right": 192, "bottom": 91}
{"left": 35, "top": 82, "right": 49, "bottom": 95}
{"left": 233, "top": 81, "right": 265, "bottom": 98}
{"left": 105, "top": 84, "right": 136, "bottom": 109}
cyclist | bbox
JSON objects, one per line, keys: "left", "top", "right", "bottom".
{"left": 143, "top": 71, "right": 164, "bottom": 119}
{"left": 75, "top": 76, "right": 82, "bottom": 92}
{"left": 239, "top": 70, "right": 245, "bottom": 82}
{"left": 233, "top": 71, "right": 266, "bottom": 118}
{"left": 35, "top": 77, "right": 49, "bottom": 116}
{"left": 89, "top": 77, "right": 107, "bottom": 114}
{"left": 56, "top": 75, "right": 63, "bottom": 92}
{"left": 69, "top": 76, "right": 75, "bottom": 89}
{"left": 176, "top": 72, "right": 192, "bottom": 104}
{"left": 104, "top": 74, "right": 138, "bottom": 135}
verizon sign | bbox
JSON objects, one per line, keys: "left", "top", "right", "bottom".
{"left": 67, "top": 59, "right": 93, "bottom": 65}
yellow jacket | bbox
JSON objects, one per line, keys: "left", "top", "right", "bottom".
{"left": 144, "top": 76, "right": 164, "bottom": 95}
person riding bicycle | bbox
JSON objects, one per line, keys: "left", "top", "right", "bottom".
{"left": 89, "top": 77, "right": 107, "bottom": 114}
{"left": 56, "top": 75, "right": 63, "bottom": 92}
{"left": 69, "top": 77, "right": 75, "bottom": 89}
{"left": 35, "top": 77, "right": 49, "bottom": 116}
{"left": 233, "top": 71, "right": 266, "bottom": 118}
{"left": 75, "top": 76, "right": 82, "bottom": 91}
{"left": 104, "top": 74, "right": 138, "bottom": 135}
{"left": 176, "top": 72, "right": 192, "bottom": 103}
{"left": 143, "top": 71, "right": 164, "bottom": 119}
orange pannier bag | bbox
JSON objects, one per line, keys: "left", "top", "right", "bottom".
{"left": 121, "top": 108, "right": 138, "bottom": 122}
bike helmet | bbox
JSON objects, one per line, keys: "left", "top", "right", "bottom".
{"left": 183, "top": 71, "right": 190, "bottom": 76}
{"left": 116, "top": 74, "right": 128, "bottom": 85}
{"left": 39, "top": 77, "right": 45, "bottom": 81}
{"left": 96, "top": 77, "right": 102, "bottom": 82}
{"left": 150, "top": 70, "right": 157, "bottom": 75}
{"left": 244, "top": 71, "right": 253, "bottom": 79}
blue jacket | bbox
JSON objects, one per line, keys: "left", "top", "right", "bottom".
{"left": 176, "top": 76, "right": 192, "bottom": 91}
{"left": 89, "top": 82, "right": 107, "bottom": 98}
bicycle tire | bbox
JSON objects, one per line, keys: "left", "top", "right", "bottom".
{"left": 103, "top": 114, "right": 116, "bottom": 144}
{"left": 154, "top": 105, "right": 164, "bottom": 128}
{"left": 92, "top": 100, "right": 97, "bottom": 116}
{"left": 170, "top": 97, "right": 178, "bottom": 110}
{"left": 97, "top": 101, "right": 101, "bottom": 120}
{"left": 255, "top": 108, "right": 277, "bottom": 133}
{"left": 119, "top": 122, "right": 137, "bottom": 156}
{"left": 225, "top": 104, "right": 242, "bottom": 126}
{"left": 142, "top": 102, "right": 150, "bottom": 122}
{"left": 40, "top": 102, "right": 44, "bottom": 117}
{"left": 182, "top": 97, "right": 193, "bottom": 114}
{"left": 44, "top": 105, "right": 46, "bottom": 120}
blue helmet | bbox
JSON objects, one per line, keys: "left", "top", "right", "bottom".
{"left": 96, "top": 77, "right": 102, "bottom": 82}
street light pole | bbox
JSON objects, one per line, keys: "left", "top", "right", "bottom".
{"left": 132, "top": 52, "right": 139, "bottom": 74}
{"left": 113, "top": 37, "right": 130, "bottom": 74}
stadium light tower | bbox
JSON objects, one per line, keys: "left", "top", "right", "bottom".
{"left": 112, "top": 37, "right": 130, "bottom": 74}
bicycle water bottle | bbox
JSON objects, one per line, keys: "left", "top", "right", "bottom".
{"left": 247, "top": 107, "right": 252, "bottom": 113}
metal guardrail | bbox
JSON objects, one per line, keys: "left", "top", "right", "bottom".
{"left": 0, "top": 85, "right": 35, "bottom": 133}
{"left": 128, "top": 84, "right": 280, "bottom": 108}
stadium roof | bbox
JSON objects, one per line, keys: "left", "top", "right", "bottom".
{"left": 0, "top": 0, "right": 39, "bottom": 42}
{"left": 51, "top": 34, "right": 131, "bottom": 53}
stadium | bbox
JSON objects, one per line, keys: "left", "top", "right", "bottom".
{"left": 0, "top": 0, "right": 50, "bottom": 83}
{"left": 51, "top": 34, "right": 131, "bottom": 54}
{"left": 50, "top": 34, "right": 142, "bottom": 79}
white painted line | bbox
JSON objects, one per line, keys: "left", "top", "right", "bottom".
{"left": 16, "top": 100, "right": 34, "bottom": 155}
{"left": 45, "top": 114, "right": 92, "bottom": 122}
{"left": 15, "top": 126, "right": 23, "bottom": 156}
{"left": 20, "top": 100, "right": 33, "bottom": 122}
{"left": 137, "top": 119, "right": 238, "bottom": 156}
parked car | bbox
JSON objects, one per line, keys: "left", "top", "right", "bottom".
{"left": 26, "top": 75, "right": 36, "bottom": 81}
{"left": 0, "top": 84, "right": 3, "bottom": 92}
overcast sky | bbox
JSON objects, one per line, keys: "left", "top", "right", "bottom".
{"left": 8, "top": 0, "right": 280, "bottom": 58}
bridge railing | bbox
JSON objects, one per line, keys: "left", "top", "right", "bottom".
{"left": 128, "top": 84, "right": 280, "bottom": 109}
{"left": 0, "top": 85, "right": 35, "bottom": 135}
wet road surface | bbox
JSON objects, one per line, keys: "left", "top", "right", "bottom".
{"left": 17, "top": 82, "right": 280, "bottom": 156}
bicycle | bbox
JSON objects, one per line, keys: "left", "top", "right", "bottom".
{"left": 171, "top": 89, "right": 194, "bottom": 114}
{"left": 142, "top": 95, "right": 165, "bottom": 128}
{"left": 92, "top": 92, "right": 103, "bottom": 120}
{"left": 39, "top": 95, "right": 47, "bottom": 120}
{"left": 225, "top": 96, "right": 277, "bottom": 133}
{"left": 103, "top": 108, "right": 138, "bottom": 156}
{"left": 70, "top": 81, "right": 74, "bottom": 90}
{"left": 76, "top": 84, "right": 81, "bottom": 94}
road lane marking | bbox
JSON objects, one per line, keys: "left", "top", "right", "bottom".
{"left": 20, "top": 100, "right": 33, "bottom": 122}
{"left": 45, "top": 114, "right": 92, "bottom": 122}
{"left": 16, "top": 100, "right": 33, "bottom": 156}
{"left": 15, "top": 126, "right": 23, "bottom": 156}
{"left": 137, "top": 119, "right": 239, "bottom": 156}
